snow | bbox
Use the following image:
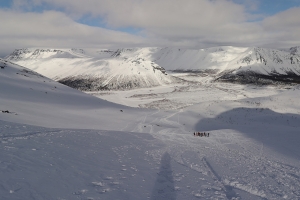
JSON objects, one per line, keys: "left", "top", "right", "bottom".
{"left": 5, "top": 48, "right": 177, "bottom": 90}
{"left": 0, "top": 58, "right": 152, "bottom": 129}
{"left": 1, "top": 57, "right": 300, "bottom": 199}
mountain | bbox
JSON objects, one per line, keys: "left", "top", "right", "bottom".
{"left": 215, "top": 47, "right": 300, "bottom": 84}
{"left": 151, "top": 46, "right": 300, "bottom": 84}
{"left": 5, "top": 46, "right": 300, "bottom": 90}
{"left": 5, "top": 48, "right": 180, "bottom": 91}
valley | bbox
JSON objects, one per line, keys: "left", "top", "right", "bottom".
{"left": 1, "top": 49, "right": 300, "bottom": 199}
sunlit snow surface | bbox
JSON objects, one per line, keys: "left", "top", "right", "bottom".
{"left": 1, "top": 59, "right": 300, "bottom": 199}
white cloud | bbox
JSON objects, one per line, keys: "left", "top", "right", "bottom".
{"left": 17, "top": 0, "right": 247, "bottom": 28}
{"left": 0, "top": 9, "right": 146, "bottom": 57}
{"left": 8, "top": 0, "right": 260, "bottom": 46}
{"left": 260, "top": 7, "right": 300, "bottom": 47}
{"left": 1, "top": 0, "right": 300, "bottom": 57}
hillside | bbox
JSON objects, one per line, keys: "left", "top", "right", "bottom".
{"left": 0, "top": 58, "right": 148, "bottom": 129}
{"left": 5, "top": 48, "right": 180, "bottom": 91}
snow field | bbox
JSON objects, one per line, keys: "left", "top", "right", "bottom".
{"left": 1, "top": 58, "right": 300, "bottom": 199}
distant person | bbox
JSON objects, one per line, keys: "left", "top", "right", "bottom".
{"left": 208, "top": 132, "right": 209, "bottom": 137}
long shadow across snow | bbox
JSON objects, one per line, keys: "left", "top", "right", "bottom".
{"left": 150, "top": 152, "right": 176, "bottom": 200}
{"left": 195, "top": 107, "right": 300, "bottom": 160}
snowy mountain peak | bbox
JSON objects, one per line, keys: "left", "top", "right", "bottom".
{"left": 70, "top": 48, "right": 85, "bottom": 55}
{"left": 5, "top": 48, "right": 32, "bottom": 60}
{"left": 289, "top": 46, "right": 300, "bottom": 55}
{"left": 5, "top": 48, "right": 89, "bottom": 60}
{"left": 110, "top": 48, "right": 136, "bottom": 57}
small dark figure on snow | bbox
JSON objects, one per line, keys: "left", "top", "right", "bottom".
{"left": 208, "top": 132, "right": 209, "bottom": 137}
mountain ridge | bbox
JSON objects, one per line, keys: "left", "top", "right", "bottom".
{"left": 5, "top": 46, "right": 300, "bottom": 90}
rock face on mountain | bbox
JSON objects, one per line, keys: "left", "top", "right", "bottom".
{"left": 5, "top": 46, "right": 300, "bottom": 90}
{"left": 215, "top": 47, "right": 300, "bottom": 84}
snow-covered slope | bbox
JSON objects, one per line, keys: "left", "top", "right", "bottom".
{"left": 152, "top": 46, "right": 300, "bottom": 73}
{"left": 216, "top": 47, "right": 300, "bottom": 84}
{"left": 0, "top": 58, "right": 148, "bottom": 129}
{"left": 151, "top": 46, "right": 300, "bottom": 84}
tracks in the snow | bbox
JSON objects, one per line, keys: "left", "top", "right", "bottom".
{"left": 127, "top": 100, "right": 300, "bottom": 199}
{"left": 0, "top": 130, "right": 62, "bottom": 140}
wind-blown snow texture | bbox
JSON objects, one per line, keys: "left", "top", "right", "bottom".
{"left": 6, "top": 46, "right": 300, "bottom": 91}
{"left": 1, "top": 55, "right": 300, "bottom": 199}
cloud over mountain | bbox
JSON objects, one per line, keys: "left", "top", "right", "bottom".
{"left": 0, "top": 0, "right": 300, "bottom": 57}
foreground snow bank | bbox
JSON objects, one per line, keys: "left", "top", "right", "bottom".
{"left": 0, "top": 120, "right": 167, "bottom": 200}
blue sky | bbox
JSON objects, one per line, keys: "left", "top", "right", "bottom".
{"left": 0, "top": 0, "right": 299, "bottom": 57}
{"left": 0, "top": 0, "right": 11, "bottom": 8}
{"left": 259, "top": 0, "right": 299, "bottom": 14}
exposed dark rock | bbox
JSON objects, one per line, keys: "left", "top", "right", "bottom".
{"left": 58, "top": 74, "right": 184, "bottom": 91}
{"left": 170, "top": 69, "right": 219, "bottom": 74}
{"left": 216, "top": 70, "right": 300, "bottom": 85}
{"left": 59, "top": 77, "right": 110, "bottom": 91}
{"left": 111, "top": 49, "right": 134, "bottom": 57}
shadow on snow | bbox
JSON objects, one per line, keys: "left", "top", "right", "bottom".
{"left": 150, "top": 152, "right": 176, "bottom": 200}
{"left": 195, "top": 107, "right": 300, "bottom": 160}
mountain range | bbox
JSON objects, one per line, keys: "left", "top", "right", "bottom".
{"left": 5, "top": 46, "right": 300, "bottom": 91}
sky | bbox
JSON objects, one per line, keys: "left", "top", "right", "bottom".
{"left": 0, "top": 0, "right": 300, "bottom": 57}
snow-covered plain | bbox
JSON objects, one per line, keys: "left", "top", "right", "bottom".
{"left": 1, "top": 58, "right": 300, "bottom": 199}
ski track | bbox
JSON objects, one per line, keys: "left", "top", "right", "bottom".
{"left": 122, "top": 81, "right": 300, "bottom": 199}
